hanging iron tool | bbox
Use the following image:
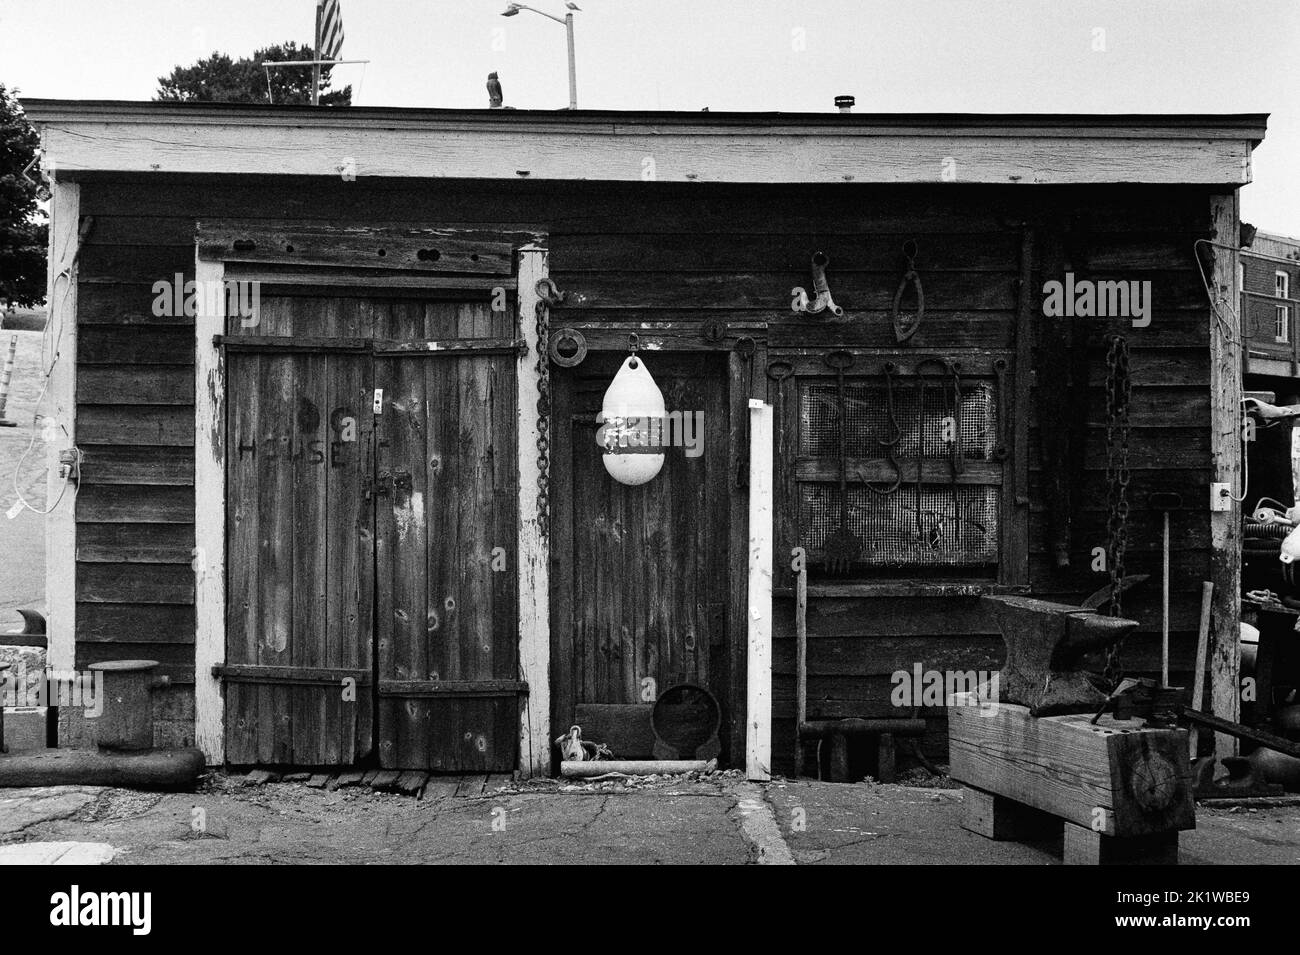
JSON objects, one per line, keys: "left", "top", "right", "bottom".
{"left": 865, "top": 361, "right": 904, "bottom": 496}
{"left": 892, "top": 240, "right": 925, "bottom": 343}
{"left": 913, "top": 357, "right": 975, "bottom": 548}
{"left": 766, "top": 359, "right": 794, "bottom": 464}
{"left": 1149, "top": 491, "right": 1183, "bottom": 687}
{"left": 823, "top": 350, "right": 862, "bottom": 573}
{"left": 792, "top": 252, "right": 844, "bottom": 317}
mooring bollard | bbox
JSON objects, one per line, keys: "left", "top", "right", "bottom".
{"left": 88, "top": 660, "right": 168, "bottom": 751}
{"left": 0, "top": 333, "right": 17, "bottom": 427}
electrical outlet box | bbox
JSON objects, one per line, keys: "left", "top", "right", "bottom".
{"left": 57, "top": 448, "right": 80, "bottom": 482}
{"left": 1210, "top": 482, "right": 1232, "bottom": 512}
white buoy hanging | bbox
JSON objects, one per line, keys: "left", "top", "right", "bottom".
{"left": 600, "top": 335, "right": 666, "bottom": 486}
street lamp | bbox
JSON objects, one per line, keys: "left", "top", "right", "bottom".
{"left": 501, "top": 3, "right": 579, "bottom": 109}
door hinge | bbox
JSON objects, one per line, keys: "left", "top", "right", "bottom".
{"left": 373, "top": 388, "right": 384, "bottom": 414}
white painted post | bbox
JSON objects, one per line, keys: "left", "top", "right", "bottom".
{"left": 517, "top": 246, "right": 551, "bottom": 777}
{"left": 746, "top": 399, "right": 774, "bottom": 781}
{"left": 193, "top": 253, "right": 227, "bottom": 764}
{"left": 44, "top": 181, "right": 79, "bottom": 674}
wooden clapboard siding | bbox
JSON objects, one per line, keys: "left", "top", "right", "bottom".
{"left": 77, "top": 485, "right": 192, "bottom": 523}
{"left": 79, "top": 446, "right": 194, "bottom": 485}
{"left": 79, "top": 365, "right": 193, "bottom": 405}
{"left": 77, "top": 602, "right": 194, "bottom": 642}
{"left": 77, "top": 523, "right": 193, "bottom": 563}
{"left": 71, "top": 176, "right": 1222, "bottom": 769}
{"left": 79, "top": 325, "right": 193, "bottom": 364}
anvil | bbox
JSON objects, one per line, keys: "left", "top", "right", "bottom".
{"left": 982, "top": 595, "right": 1139, "bottom": 715}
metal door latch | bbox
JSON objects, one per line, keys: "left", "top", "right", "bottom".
{"left": 366, "top": 471, "right": 394, "bottom": 500}
{"left": 373, "top": 388, "right": 384, "bottom": 414}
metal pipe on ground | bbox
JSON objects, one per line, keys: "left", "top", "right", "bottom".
{"left": 561, "top": 759, "right": 716, "bottom": 777}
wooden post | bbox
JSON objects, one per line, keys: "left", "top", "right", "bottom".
{"left": 44, "top": 180, "right": 79, "bottom": 675}
{"left": 1209, "top": 193, "right": 1243, "bottom": 759}
{"left": 516, "top": 246, "right": 550, "bottom": 777}
{"left": 1192, "top": 581, "right": 1213, "bottom": 757}
{"left": 746, "top": 399, "right": 773, "bottom": 781}
{"left": 193, "top": 252, "right": 226, "bottom": 764}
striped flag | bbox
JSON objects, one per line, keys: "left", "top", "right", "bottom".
{"left": 319, "top": 0, "right": 344, "bottom": 61}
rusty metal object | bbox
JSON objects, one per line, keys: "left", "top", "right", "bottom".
{"left": 791, "top": 252, "right": 844, "bottom": 317}
{"left": 89, "top": 660, "right": 169, "bottom": 752}
{"left": 1191, "top": 755, "right": 1284, "bottom": 799}
{"left": 548, "top": 327, "right": 587, "bottom": 368}
{"left": 891, "top": 240, "right": 924, "bottom": 342}
{"left": 0, "top": 748, "right": 206, "bottom": 790}
{"left": 822, "top": 349, "right": 861, "bottom": 573}
{"left": 982, "top": 595, "right": 1138, "bottom": 715}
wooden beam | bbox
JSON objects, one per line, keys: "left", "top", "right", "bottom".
{"left": 746, "top": 399, "right": 774, "bottom": 781}
{"left": 948, "top": 699, "right": 1195, "bottom": 838}
{"left": 517, "top": 246, "right": 551, "bottom": 778}
{"left": 193, "top": 252, "right": 226, "bottom": 765}
{"left": 28, "top": 105, "right": 1263, "bottom": 185}
{"left": 44, "top": 181, "right": 79, "bottom": 674}
{"left": 1208, "top": 193, "right": 1243, "bottom": 759}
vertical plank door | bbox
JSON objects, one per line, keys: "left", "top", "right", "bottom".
{"left": 374, "top": 300, "right": 521, "bottom": 771}
{"left": 223, "top": 294, "right": 375, "bottom": 765}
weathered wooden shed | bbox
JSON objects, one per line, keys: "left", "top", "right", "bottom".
{"left": 25, "top": 101, "right": 1264, "bottom": 776}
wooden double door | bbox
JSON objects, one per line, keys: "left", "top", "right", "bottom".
{"left": 222, "top": 291, "right": 520, "bottom": 770}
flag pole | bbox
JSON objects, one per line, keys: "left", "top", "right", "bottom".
{"left": 312, "top": 0, "right": 323, "bottom": 105}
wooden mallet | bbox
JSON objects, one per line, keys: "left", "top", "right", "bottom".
{"left": 1149, "top": 492, "right": 1184, "bottom": 687}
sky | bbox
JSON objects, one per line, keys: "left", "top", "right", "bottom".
{"left": 1, "top": 0, "right": 1296, "bottom": 231}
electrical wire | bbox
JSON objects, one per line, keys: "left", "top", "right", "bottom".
{"left": 1193, "top": 238, "right": 1246, "bottom": 348}
{"left": 8, "top": 217, "right": 85, "bottom": 517}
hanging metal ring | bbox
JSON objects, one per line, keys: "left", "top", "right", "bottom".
{"left": 892, "top": 240, "right": 925, "bottom": 343}
{"left": 549, "top": 327, "right": 588, "bottom": 368}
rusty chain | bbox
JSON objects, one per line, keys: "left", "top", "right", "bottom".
{"left": 1102, "top": 334, "right": 1132, "bottom": 688}
{"left": 533, "top": 278, "right": 568, "bottom": 541}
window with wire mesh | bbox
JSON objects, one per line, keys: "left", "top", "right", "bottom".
{"left": 797, "top": 376, "right": 1002, "bottom": 570}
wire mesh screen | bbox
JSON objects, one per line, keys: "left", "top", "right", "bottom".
{"left": 797, "top": 373, "right": 1001, "bottom": 569}
{"left": 800, "top": 484, "right": 1000, "bottom": 567}
{"left": 800, "top": 380, "right": 998, "bottom": 460}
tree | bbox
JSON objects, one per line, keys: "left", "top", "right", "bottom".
{"left": 0, "top": 85, "right": 46, "bottom": 309}
{"left": 156, "top": 41, "right": 352, "bottom": 106}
